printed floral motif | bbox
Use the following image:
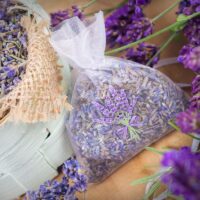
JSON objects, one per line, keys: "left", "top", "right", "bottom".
{"left": 93, "top": 86, "right": 143, "bottom": 141}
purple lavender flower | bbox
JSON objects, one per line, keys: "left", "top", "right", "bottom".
{"left": 105, "top": 3, "right": 153, "bottom": 47}
{"left": 190, "top": 75, "right": 200, "bottom": 109}
{"left": 129, "top": 0, "right": 151, "bottom": 6}
{"left": 161, "top": 147, "right": 200, "bottom": 200}
{"left": 178, "top": 0, "right": 200, "bottom": 15}
{"left": 51, "top": 6, "right": 84, "bottom": 27}
{"left": 178, "top": 45, "right": 200, "bottom": 72}
{"left": 176, "top": 108, "right": 200, "bottom": 134}
{"left": 24, "top": 157, "right": 87, "bottom": 200}
{"left": 125, "top": 43, "right": 159, "bottom": 67}
{"left": 183, "top": 17, "right": 200, "bottom": 46}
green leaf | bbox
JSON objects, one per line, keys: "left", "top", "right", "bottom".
{"left": 170, "top": 21, "right": 186, "bottom": 32}
{"left": 145, "top": 147, "right": 164, "bottom": 155}
{"left": 131, "top": 172, "right": 164, "bottom": 186}
{"left": 143, "top": 181, "right": 161, "bottom": 200}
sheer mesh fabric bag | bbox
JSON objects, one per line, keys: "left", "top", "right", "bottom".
{"left": 51, "top": 12, "right": 188, "bottom": 183}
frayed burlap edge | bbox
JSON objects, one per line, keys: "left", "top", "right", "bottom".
{"left": 0, "top": 16, "right": 72, "bottom": 124}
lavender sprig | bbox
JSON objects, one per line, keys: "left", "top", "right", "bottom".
{"left": 24, "top": 157, "right": 87, "bottom": 200}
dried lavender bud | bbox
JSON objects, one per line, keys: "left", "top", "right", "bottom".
{"left": 0, "top": 0, "right": 28, "bottom": 96}
{"left": 67, "top": 58, "right": 187, "bottom": 183}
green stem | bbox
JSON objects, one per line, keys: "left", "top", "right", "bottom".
{"left": 105, "top": 12, "right": 200, "bottom": 55}
{"left": 146, "top": 32, "right": 178, "bottom": 66}
{"left": 188, "top": 134, "right": 200, "bottom": 140}
{"left": 81, "top": 0, "right": 97, "bottom": 10}
{"left": 145, "top": 147, "right": 164, "bottom": 155}
{"left": 143, "top": 181, "right": 161, "bottom": 200}
{"left": 105, "top": 22, "right": 180, "bottom": 55}
{"left": 168, "top": 120, "right": 180, "bottom": 131}
{"left": 151, "top": 0, "right": 181, "bottom": 23}
{"left": 86, "top": 0, "right": 127, "bottom": 16}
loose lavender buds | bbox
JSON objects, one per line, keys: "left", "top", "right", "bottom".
{"left": 0, "top": 0, "right": 28, "bottom": 96}
{"left": 68, "top": 58, "right": 187, "bottom": 183}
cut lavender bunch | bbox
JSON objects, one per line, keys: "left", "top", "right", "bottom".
{"left": 0, "top": 0, "right": 27, "bottom": 96}
{"left": 24, "top": 157, "right": 87, "bottom": 200}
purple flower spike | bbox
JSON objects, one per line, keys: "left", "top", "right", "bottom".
{"left": 176, "top": 108, "right": 200, "bottom": 134}
{"left": 126, "top": 43, "right": 159, "bottom": 67}
{"left": 178, "top": 45, "right": 200, "bottom": 72}
{"left": 190, "top": 75, "right": 200, "bottom": 109}
{"left": 51, "top": 6, "right": 84, "bottom": 27}
{"left": 178, "top": 0, "right": 200, "bottom": 15}
{"left": 184, "top": 17, "right": 200, "bottom": 46}
{"left": 161, "top": 147, "right": 200, "bottom": 200}
{"left": 105, "top": 3, "right": 153, "bottom": 47}
{"left": 129, "top": 0, "right": 151, "bottom": 6}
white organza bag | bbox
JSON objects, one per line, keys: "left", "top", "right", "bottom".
{"left": 51, "top": 12, "right": 187, "bottom": 183}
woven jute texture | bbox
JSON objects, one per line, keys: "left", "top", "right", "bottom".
{"left": 0, "top": 16, "right": 71, "bottom": 124}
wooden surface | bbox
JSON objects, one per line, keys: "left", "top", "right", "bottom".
{"left": 37, "top": 1, "right": 193, "bottom": 200}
